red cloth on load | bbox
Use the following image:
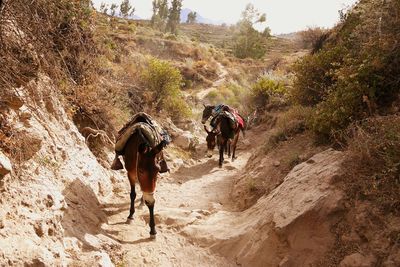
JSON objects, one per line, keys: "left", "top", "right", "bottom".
{"left": 229, "top": 108, "right": 244, "bottom": 129}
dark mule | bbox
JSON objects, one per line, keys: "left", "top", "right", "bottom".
{"left": 201, "top": 104, "right": 216, "bottom": 125}
{"left": 204, "top": 115, "right": 239, "bottom": 167}
{"left": 202, "top": 105, "right": 245, "bottom": 164}
{"left": 123, "top": 131, "right": 166, "bottom": 237}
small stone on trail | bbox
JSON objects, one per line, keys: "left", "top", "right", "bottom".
{"left": 0, "top": 151, "right": 12, "bottom": 178}
{"left": 273, "top": 161, "right": 281, "bottom": 167}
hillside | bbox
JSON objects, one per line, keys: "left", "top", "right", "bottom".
{"left": 1, "top": 0, "right": 399, "bottom": 266}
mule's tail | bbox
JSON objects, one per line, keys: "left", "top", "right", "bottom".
{"left": 240, "top": 114, "right": 247, "bottom": 138}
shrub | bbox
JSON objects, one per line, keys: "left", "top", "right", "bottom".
{"left": 298, "top": 27, "right": 327, "bottom": 50}
{"left": 342, "top": 115, "right": 400, "bottom": 215}
{"left": 204, "top": 83, "right": 248, "bottom": 113}
{"left": 142, "top": 58, "right": 191, "bottom": 120}
{"left": 264, "top": 106, "right": 311, "bottom": 152}
{"left": 251, "top": 77, "right": 286, "bottom": 109}
{"left": 308, "top": 78, "right": 366, "bottom": 137}
{"left": 291, "top": 0, "right": 400, "bottom": 138}
{"left": 291, "top": 46, "right": 344, "bottom": 106}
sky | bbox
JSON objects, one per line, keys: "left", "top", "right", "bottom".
{"left": 92, "top": 0, "right": 359, "bottom": 34}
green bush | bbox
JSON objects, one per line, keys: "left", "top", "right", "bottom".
{"left": 251, "top": 77, "right": 286, "bottom": 109}
{"left": 291, "top": 46, "right": 343, "bottom": 106}
{"left": 142, "top": 58, "right": 191, "bottom": 119}
{"left": 308, "top": 78, "right": 365, "bottom": 136}
{"left": 291, "top": 0, "right": 400, "bottom": 138}
{"left": 204, "top": 83, "right": 248, "bottom": 112}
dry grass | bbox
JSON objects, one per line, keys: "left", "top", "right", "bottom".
{"left": 263, "top": 106, "right": 312, "bottom": 153}
{"left": 341, "top": 115, "right": 400, "bottom": 215}
{"left": 319, "top": 115, "right": 400, "bottom": 266}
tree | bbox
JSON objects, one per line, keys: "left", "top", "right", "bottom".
{"left": 262, "top": 27, "right": 271, "bottom": 37}
{"left": 110, "top": 3, "right": 118, "bottom": 17}
{"left": 186, "top": 11, "right": 197, "bottom": 24}
{"left": 120, "top": 0, "right": 135, "bottom": 18}
{"left": 99, "top": 2, "right": 108, "bottom": 14}
{"left": 233, "top": 4, "right": 268, "bottom": 59}
{"left": 166, "top": 0, "right": 182, "bottom": 34}
{"left": 151, "top": 0, "right": 168, "bottom": 30}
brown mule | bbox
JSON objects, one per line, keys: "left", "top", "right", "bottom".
{"left": 112, "top": 113, "right": 168, "bottom": 238}
{"left": 123, "top": 131, "right": 166, "bottom": 237}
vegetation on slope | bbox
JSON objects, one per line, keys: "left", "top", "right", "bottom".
{"left": 285, "top": 0, "right": 400, "bottom": 264}
{"left": 291, "top": 0, "right": 400, "bottom": 138}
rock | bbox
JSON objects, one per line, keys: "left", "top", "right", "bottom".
{"left": 163, "top": 118, "right": 184, "bottom": 138}
{"left": 273, "top": 161, "right": 280, "bottom": 167}
{"left": 240, "top": 139, "right": 251, "bottom": 147}
{"left": 339, "top": 253, "right": 376, "bottom": 267}
{"left": 279, "top": 256, "right": 293, "bottom": 267}
{"left": 4, "top": 92, "right": 24, "bottom": 110}
{"left": 63, "top": 237, "right": 82, "bottom": 253}
{"left": 0, "top": 151, "right": 12, "bottom": 178}
{"left": 94, "top": 252, "right": 114, "bottom": 267}
{"left": 174, "top": 131, "right": 194, "bottom": 150}
{"left": 33, "top": 221, "right": 46, "bottom": 237}
{"left": 172, "top": 158, "right": 184, "bottom": 169}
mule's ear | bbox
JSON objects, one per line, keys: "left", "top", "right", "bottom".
{"left": 204, "top": 125, "right": 210, "bottom": 133}
{"left": 203, "top": 103, "right": 207, "bottom": 108}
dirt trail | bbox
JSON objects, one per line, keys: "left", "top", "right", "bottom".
{"left": 102, "top": 147, "right": 254, "bottom": 266}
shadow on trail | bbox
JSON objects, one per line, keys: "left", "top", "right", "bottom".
{"left": 105, "top": 235, "right": 155, "bottom": 245}
{"left": 172, "top": 158, "right": 220, "bottom": 184}
{"left": 62, "top": 179, "right": 109, "bottom": 250}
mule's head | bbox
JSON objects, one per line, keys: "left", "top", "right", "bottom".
{"left": 204, "top": 125, "right": 219, "bottom": 158}
{"left": 201, "top": 104, "right": 215, "bottom": 124}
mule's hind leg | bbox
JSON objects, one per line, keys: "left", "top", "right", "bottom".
{"left": 143, "top": 192, "right": 157, "bottom": 237}
{"left": 231, "top": 131, "right": 240, "bottom": 161}
{"left": 128, "top": 185, "right": 136, "bottom": 219}
{"left": 219, "top": 139, "right": 225, "bottom": 168}
{"left": 127, "top": 173, "right": 137, "bottom": 221}
{"left": 228, "top": 140, "right": 231, "bottom": 157}
{"left": 124, "top": 134, "right": 139, "bottom": 222}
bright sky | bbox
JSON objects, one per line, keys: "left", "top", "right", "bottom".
{"left": 93, "top": 0, "right": 359, "bottom": 34}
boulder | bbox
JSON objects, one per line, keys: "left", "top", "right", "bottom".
{"left": 174, "top": 131, "right": 195, "bottom": 150}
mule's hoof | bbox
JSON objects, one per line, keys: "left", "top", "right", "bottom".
{"left": 150, "top": 234, "right": 157, "bottom": 239}
{"left": 126, "top": 218, "right": 134, "bottom": 224}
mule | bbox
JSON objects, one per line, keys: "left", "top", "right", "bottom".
{"left": 122, "top": 129, "right": 167, "bottom": 238}
{"left": 202, "top": 105, "right": 245, "bottom": 164}
{"left": 204, "top": 115, "right": 240, "bottom": 167}
{"left": 112, "top": 113, "right": 168, "bottom": 237}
